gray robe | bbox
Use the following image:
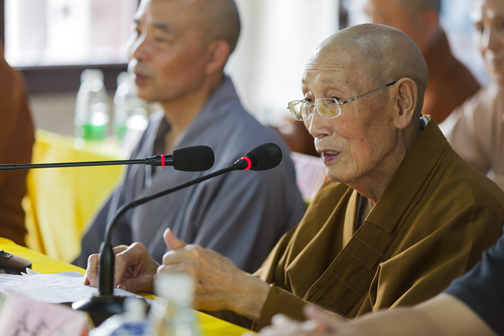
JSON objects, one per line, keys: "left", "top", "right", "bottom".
{"left": 74, "top": 76, "right": 306, "bottom": 273}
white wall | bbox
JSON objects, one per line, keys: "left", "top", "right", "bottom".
{"left": 226, "top": 0, "right": 339, "bottom": 125}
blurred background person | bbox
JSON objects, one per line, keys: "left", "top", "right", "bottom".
{"left": 440, "top": 0, "right": 504, "bottom": 190}
{"left": 74, "top": 0, "right": 305, "bottom": 273}
{"left": 0, "top": 45, "right": 35, "bottom": 246}
{"left": 364, "top": 0, "right": 480, "bottom": 124}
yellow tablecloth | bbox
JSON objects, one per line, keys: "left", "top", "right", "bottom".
{"left": 24, "top": 130, "right": 125, "bottom": 263}
{"left": 0, "top": 238, "right": 251, "bottom": 336}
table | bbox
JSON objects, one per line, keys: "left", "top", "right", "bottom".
{"left": 0, "top": 238, "right": 251, "bottom": 336}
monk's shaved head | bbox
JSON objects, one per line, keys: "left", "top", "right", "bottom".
{"left": 144, "top": 0, "right": 241, "bottom": 53}
{"left": 194, "top": 0, "right": 241, "bottom": 53}
{"left": 308, "top": 23, "right": 428, "bottom": 121}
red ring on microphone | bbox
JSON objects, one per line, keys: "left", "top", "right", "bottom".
{"left": 161, "top": 154, "right": 166, "bottom": 167}
{"left": 241, "top": 156, "right": 252, "bottom": 170}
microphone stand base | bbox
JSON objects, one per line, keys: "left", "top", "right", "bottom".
{"left": 72, "top": 295, "right": 126, "bottom": 327}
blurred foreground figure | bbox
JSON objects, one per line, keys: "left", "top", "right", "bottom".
{"left": 365, "top": 0, "right": 480, "bottom": 123}
{"left": 0, "top": 47, "right": 35, "bottom": 246}
{"left": 75, "top": 0, "right": 305, "bottom": 273}
{"left": 84, "top": 24, "right": 504, "bottom": 331}
{"left": 258, "top": 231, "right": 504, "bottom": 336}
{"left": 441, "top": 0, "right": 504, "bottom": 190}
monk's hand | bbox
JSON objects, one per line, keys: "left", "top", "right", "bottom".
{"left": 255, "top": 306, "right": 347, "bottom": 336}
{"left": 256, "top": 314, "right": 330, "bottom": 336}
{"left": 303, "top": 305, "right": 348, "bottom": 333}
{"left": 158, "top": 229, "right": 271, "bottom": 321}
{"left": 84, "top": 242, "right": 159, "bottom": 293}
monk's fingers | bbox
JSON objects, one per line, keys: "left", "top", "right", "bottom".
{"left": 114, "top": 242, "right": 156, "bottom": 287}
{"left": 303, "top": 304, "right": 346, "bottom": 332}
{"left": 83, "top": 245, "right": 129, "bottom": 287}
{"left": 157, "top": 263, "right": 186, "bottom": 277}
{"left": 163, "top": 228, "right": 187, "bottom": 250}
{"left": 162, "top": 244, "right": 205, "bottom": 266}
{"left": 271, "top": 314, "right": 300, "bottom": 327}
{"left": 84, "top": 253, "right": 99, "bottom": 287}
{"left": 112, "top": 245, "right": 129, "bottom": 255}
{"left": 117, "top": 272, "right": 155, "bottom": 293}
{"left": 259, "top": 316, "right": 314, "bottom": 336}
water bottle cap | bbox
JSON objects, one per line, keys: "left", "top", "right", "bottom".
{"left": 155, "top": 273, "right": 194, "bottom": 305}
{"left": 124, "top": 297, "right": 146, "bottom": 322}
{"left": 81, "top": 69, "right": 104, "bottom": 83}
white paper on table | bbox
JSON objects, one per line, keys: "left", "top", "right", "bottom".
{"left": 0, "top": 272, "right": 139, "bottom": 304}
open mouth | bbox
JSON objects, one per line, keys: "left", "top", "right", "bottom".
{"left": 133, "top": 73, "right": 149, "bottom": 84}
{"left": 320, "top": 150, "right": 340, "bottom": 163}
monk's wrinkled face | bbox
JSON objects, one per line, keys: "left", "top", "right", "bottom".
{"left": 473, "top": 0, "right": 504, "bottom": 86}
{"left": 302, "top": 51, "right": 398, "bottom": 184}
{"left": 127, "top": 0, "right": 208, "bottom": 102}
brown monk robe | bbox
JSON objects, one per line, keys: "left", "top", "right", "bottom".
{"left": 0, "top": 48, "right": 35, "bottom": 246}
{"left": 252, "top": 117, "right": 504, "bottom": 329}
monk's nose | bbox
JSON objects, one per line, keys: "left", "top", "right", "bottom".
{"left": 305, "top": 109, "right": 331, "bottom": 140}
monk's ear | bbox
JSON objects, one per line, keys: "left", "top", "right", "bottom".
{"left": 204, "top": 40, "right": 230, "bottom": 76}
{"left": 393, "top": 78, "right": 418, "bottom": 130}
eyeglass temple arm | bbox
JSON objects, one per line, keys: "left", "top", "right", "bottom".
{"left": 340, "top": 80, "right": 398, "bottom": 105}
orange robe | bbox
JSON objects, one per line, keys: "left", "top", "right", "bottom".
{"left": 0, "top": 52, "right": 35, "bottom": 246}
{"left": 422, "top": 30, "right": 480, "bottom": 123}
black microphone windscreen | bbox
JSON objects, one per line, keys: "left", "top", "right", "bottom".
{"left": 173, "top": 146, "right": 215, "bottom": 171}
{"left": 246, "top": 143, "right": 283, "bottom": 171}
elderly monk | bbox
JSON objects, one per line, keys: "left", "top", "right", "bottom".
{"left": 0, "top": 47, "right": 35, "bottom": 246}
{"left": 440, "top": 0, "right": 504, "bottom": 191}
{"left": 84, "top": 24, "right": 504, "bottom": 331}
{"left": 74, "top": 0, "right": 305, "bottom": 273}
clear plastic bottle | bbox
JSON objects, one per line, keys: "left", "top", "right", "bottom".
{"left": 75, "top": 69, "right": 110, "bottom": 142}
{"left": 113, "top": 72, "right": 148, "bottom": 141}
{"left": 150, "top": 273, "right": 201, "bottom": 336}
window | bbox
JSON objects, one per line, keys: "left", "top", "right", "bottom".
{"left": 5, "top": 0, "right": 137, "bottom": 67}
{"left": 2, "top": 0, "right": 138, "bottom": 93}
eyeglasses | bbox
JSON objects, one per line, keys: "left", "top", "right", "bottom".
{"left": 287, "top": 81, "right": 398, "bottom": 121}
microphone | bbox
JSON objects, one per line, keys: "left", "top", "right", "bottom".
{"left": 72, "top": 143, "right": 283, "bottom": 321}
{"left": 0, "top": 145, "right": 214, "bottom": 172}
{"left": 234, "top": 142, "right": 283, "bottom": 171}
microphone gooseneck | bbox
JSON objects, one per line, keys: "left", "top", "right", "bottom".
{"left": 0, "top": 145, "right": 215, "bottom": 172}
{"left": 73, "top": 142, "right": 282, "bottom": 321}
